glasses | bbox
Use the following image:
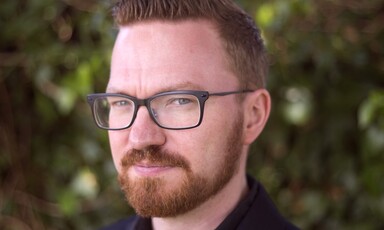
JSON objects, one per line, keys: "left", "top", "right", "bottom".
{"left": 87, "top": 90, "right": 253, "bottom": 130}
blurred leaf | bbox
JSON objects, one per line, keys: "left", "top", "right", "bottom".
{"left": 58, "top": 190, "right": 80, "bottom": 216}
{"left": 71, "top": 168, "right": 99, "bottom": 199}
{"left": 359, "top": 90, "right": 384, "bottom": 129}
{"left": 256, "top": 3, "right": 275, "bottom": 27}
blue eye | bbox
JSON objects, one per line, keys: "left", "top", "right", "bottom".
{"left": 109, "top": 99, "right": 132, "bottom": 108}
{"left": 150, "top": 94, "right": 198, "bottom": 110}
{"left": 173, "top": 98, "right": 192, "bottom": 105}
{"left": 113, "top": 100, "right": 129, "bottom": 106}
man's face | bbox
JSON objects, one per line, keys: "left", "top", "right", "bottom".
{"left": 108, "top": 20, "right": 247, "bottom": 217}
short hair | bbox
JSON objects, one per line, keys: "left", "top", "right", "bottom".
{"left": 112, "top": 0, "right": 268, "bottom": 89}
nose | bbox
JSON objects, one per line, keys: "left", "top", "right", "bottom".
{"left": 128, "top": 106, "right": 166, "bottom": 150}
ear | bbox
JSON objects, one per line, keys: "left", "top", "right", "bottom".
{"left": 242, "top": 89, "right": 271, "bottom": 145}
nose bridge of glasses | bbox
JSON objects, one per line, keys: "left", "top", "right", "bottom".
{"left": 133, "top": 97, "right": 158, "bottom": 123}
{"left": 135, "top": 97, "right": 153, "bottom": 112}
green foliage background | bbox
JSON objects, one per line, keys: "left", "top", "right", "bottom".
{"left": 1, "top": 0, "right": 383, "bottom": 229}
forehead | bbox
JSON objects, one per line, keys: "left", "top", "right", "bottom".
{"left": 108, "top": 19, "right": 238, "bottom": 95}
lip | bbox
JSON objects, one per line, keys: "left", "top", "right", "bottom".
{"left": 132, "top": 163, "right": 173, "bottom": 177}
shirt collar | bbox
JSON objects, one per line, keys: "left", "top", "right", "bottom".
{"left": 215, "top": 175, "right": 258, "bottom": 230}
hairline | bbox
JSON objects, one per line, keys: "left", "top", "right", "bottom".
{"left": 115, "top": 17, "right": 244, "bottom": 88}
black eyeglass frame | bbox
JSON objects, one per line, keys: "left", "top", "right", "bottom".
{"left": 87, "top": 90, "right": 253, "bottom": 130}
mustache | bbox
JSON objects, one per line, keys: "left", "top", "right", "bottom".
{"left": 120, "top": 146, "right": 190, "bottom": 171}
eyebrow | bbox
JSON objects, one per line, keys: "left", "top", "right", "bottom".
{"left": 106, "top": 81, "right": 205, "bottom": 95}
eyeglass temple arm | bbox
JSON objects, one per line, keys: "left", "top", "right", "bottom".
{"left": 209, "top": 90, "right": 254, "bottom": 97}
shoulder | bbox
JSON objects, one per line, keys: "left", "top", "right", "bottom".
{"left": 99, "top": 216, "right": 139, "bottom": 230}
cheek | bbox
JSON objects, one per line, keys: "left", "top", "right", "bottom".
{"left": 188, "top": 106, "right": 243, "bottom": 172}
{"left": 108, "top": 131, "right": 127, "bottom": 172}
{"left": 169, "top": 128, "right": 226, "bottom": 174}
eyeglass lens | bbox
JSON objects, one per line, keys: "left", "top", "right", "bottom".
{"left": 93, "top": 93, "right": 202, "bottom": 129}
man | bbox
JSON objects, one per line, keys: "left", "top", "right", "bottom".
{"left": 87, "top": 0, "right": 298, "bottom": 229}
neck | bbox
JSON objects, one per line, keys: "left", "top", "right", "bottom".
{"left": 151, "top": 168, "right": 248, "bottom": 230}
